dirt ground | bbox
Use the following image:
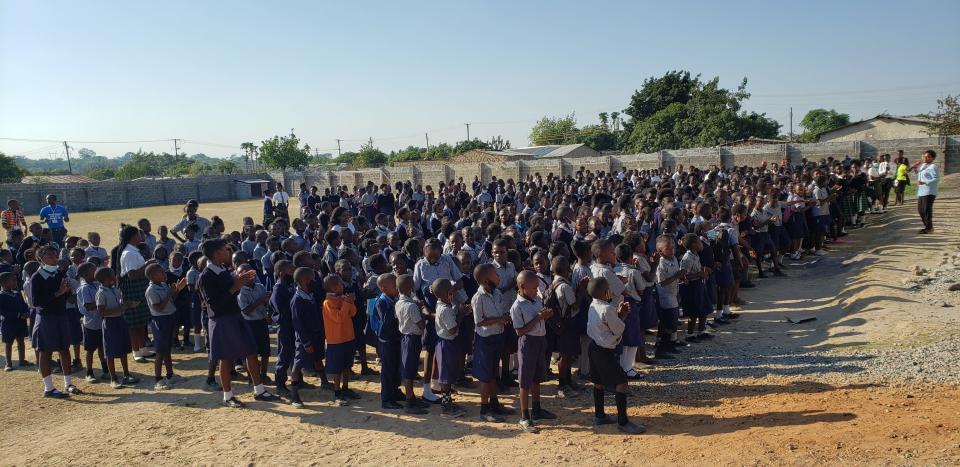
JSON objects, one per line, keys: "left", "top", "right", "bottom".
{"left": 2, "top": 180, "right": 960, "bottom": 466}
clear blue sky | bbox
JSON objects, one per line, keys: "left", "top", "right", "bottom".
{"left": 2, "top": 0, "right": 959, "bottom": 159}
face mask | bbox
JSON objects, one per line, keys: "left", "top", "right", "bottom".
{"left": 42, "top": 264, "right": 59, "bottom": 274}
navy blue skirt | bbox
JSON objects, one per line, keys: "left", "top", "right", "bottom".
{"left": 325, "top": 341, "right": 354, "bottom": 375}
{"left": 436, "top": 337, "right": 460, "bottom": 385}
{"left": 621, "top": 297, "right": 643, "bottom": 347}
{"left": 32, "top": 313, "right": 71, "bottom": 353}
{"left": 150, "top": 314, "right": 177, "bottom": 355}
{"left": 82, "top": 327, "right": 103, "bottom": 351}
{"left": 102, "top": 316, "right": 132, "bottom": 358}
{"left": 715, "top": 259, "right": 735, "bottom": 288}
{"left": 681, "top": 278, "right": 708, "bottom": 318}
{"left": 638, "top": 287, "right": 659, "bottom": 331}
{"left": 208, "top": 313, "right": 256, "bottom": 362}
{"left": 400, "top": 333, "right": 422, "bottom": 379}
{"left": 1, "top": 317, "right": 28, "bottom": 343}
{"left": 248, "top": 319, "right": 271, "bottom": 357}
{"left": 786, "top": 212, "right": 808, "bottom": 240}
{"left": 472, "top": 332, "right": 503, "bottom": 383}
{"left": 657, "top": 306, "right": 680, "bottom": 330}
{"left": 68, "top": 308, "right": 84, "bottom": 345}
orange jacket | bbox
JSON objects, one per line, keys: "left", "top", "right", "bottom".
{"left": 322, "top": 294, "right": 357, "bottom": 345}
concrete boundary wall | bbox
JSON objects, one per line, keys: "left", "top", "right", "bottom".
{"left": 271, "top": 135, "right": 958, "bottom": 192}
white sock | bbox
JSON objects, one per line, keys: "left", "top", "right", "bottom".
{"left": 429, "top": 379, "right": 441, "bottom": 392}
{"left": 133, "top": 349, "right": 142, "bottom": 359}
{"left": 620, "top": 346, "right": 638, "bottom": 372}
{"left": 42, "top": 375, "right": 55, "bottom": 392}
{"left": 193, "top": 333, "right": 203, "bottom": 351}
{"left": 64, "top": 375, "right": 73, "bottom": 387}
{"left": 223, "top": 390, "right": 234, "bottom": 401}
{"left": 723, "top": 305, "right": 731, "bottom": 314}
{"left": 422, "top": 384, "right": 437, "bottom": 400}
{"left": 715, "top": 308, "right": 725, "bottom": 320}
{"left": 254, "top": 384, "right": 265, "bottom": 395}
{"left": 509, "top": 354, "right": 517, "bottom": 372}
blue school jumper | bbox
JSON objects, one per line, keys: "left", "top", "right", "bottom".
{"left": 198, "top": 265, "right": 256, "bottom": 362}
{"left": 290, "top": 288, "right": 323, "bottom": 377}
{"left": 30, "top": 269, "right": 71, "bottom": 353}
{"left": 374, "top": 293, "right": 401, "bottom": 403}
{"left": 0, "top": 290, "right": 29, "bottom": 343}
{"left": 271, "top": 277, "right": 296, "bottom": 386}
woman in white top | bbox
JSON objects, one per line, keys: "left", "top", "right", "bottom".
{"left": 114, "top": 225, "right": 154, "bottom": 362}
{"left": 272, "top": 183, "right": 291, "bottom": 219}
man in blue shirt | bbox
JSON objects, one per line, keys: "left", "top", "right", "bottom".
{"left": 39, "top": 194, "right": 69, "bottom": 246}
{"left": 916, "top": 150, "right": 939, "bottom": 234}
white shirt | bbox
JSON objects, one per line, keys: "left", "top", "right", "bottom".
{"left": 590, "top": 262, "right": 624, "bottom": 307}
{"left": 510, "top": 294, "right": 546, "bottom": 337}
{"left": 119, "top": 244, "right": 146, "bottom": 277}
{"left": 587, "top": 299, "right": 624, "bottom": 349}
{"left": 272, "top": 191, "right": 291, "bottom": 206}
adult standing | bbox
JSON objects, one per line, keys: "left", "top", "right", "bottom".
{"left": 39, "top": 194, "right": 69, "bottom": 246}
{"left": 170, "top": 200, "right": 210, "bottom": 243}
{"left": 272, "top": 183, "right": 291, "bottom": 220}
{"left": 916, "top": 150, "right": 939, "bottom": 234}
{"left": 1, "top": 198, "right": 27, "bottom": 244}
{"left": 297, "top": 183, "right": 310, "bottom": 217}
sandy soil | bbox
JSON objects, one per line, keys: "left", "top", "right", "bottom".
{"left": 2, "top": 178, "right": 959, "bottom": 466}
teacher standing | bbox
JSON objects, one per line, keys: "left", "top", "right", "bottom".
{"left": 916, "top": 150, "right": 939, "bottom": 234}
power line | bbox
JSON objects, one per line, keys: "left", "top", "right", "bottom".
{"left": 0, "top": 137, "right": 173, "bottom": 144}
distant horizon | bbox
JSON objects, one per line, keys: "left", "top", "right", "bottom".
{"left": 3, "top": 1, "right": 959, "bottom": 160}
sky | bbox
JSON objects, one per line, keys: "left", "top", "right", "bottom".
{"left": 2, "top": 0, "right": 959, "bottom": 160}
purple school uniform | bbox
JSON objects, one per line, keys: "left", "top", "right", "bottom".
{"left": 198, "top": 264, "right": 256, "bottom": 362}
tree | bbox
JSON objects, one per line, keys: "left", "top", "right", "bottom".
{"left": 453, "top": 138, "right": 490, "bottom": 154}
{"left": 84, "top": 166, "right": 116, "bottom": 180}
{"left": 487, "top": 135, "right": 511, "bottom": 151}
{"left": 77, "top": 148, "right": 96, "bottom": 159}
{"left": 529, "top": 114, "right": 579, "bottom": 145}
{"left": 576, "top": 124, "right": 617, "bottom": 151}
{"left": 926, "top": 94, "right": 960, "bottom": 136}
{"left": 0, "top": 152, "right": 26, "bottom": 183}
{"left": 799, "top": 108, "right": 850, "bottom": 142}
{"left": 354, "top": 139, "right": 388, "bottom": 168}
{"left": 258, "top": 130, "right": 311, "bottom": 171}
{"left": 240, "top": 142, "right": 257, "bottom": 170}
{"left": 215, "top": 159, "right": 238, "bottom": 174}
{"left": 623, "top": 71, "right": 780, "bottom": 152}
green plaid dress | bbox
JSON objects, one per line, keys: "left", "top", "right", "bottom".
{"left": 119, "top": 274, "right": 151, "bottom": 327}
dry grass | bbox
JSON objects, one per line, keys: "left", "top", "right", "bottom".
{"left": 48, "top": 199, "right": 264, "bottom": 251}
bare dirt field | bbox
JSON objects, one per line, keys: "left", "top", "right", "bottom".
{"left": 2, "top": 179, "right": 959, "bottom": 466}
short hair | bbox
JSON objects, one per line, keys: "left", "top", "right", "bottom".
{"left": 200, "top": 238, "right": 226, "bottom": 260}
{"left": 655, "top": 234, "right": 674, "bottom": 249}
{"left": 334, "top": 258, "right": 351, "bottom": 272}
{"left": 323, "top": 274, "right": 342, "bottom": 290}
{"left": 94, "top": 266, "right": 115, "bottom": 283}
{"left": 615, "top": 243, "right": 633, "bottom": 263}
{"left": 144, "top": 263, "right": 164, "bottom": 278}
{"left": 473, "top": 262, "right": 495, "bottom": 282}
{"left": 0, "top": 272, "right": 15, "bottom": 284}
{"left": 516, "top": 269, "right": 537, "bottom": 289}
{"left": 430, "top": 278, "right": 452, "bottom": 300}
{"left": 924, "top": 149, "right": 937, "bottom": 159}
{"left": 293, "top": 267, "right": 314, "bottom": 284}
{"left": 590, "top": 239, "right": 613, "bottom": 258}
{"left": 76, "top": 262, "right": 96, "bottom": 277}
{"left": 587, "top": 277, "right": 610, "bottom": 300}
{"left": 681, "top": 233, "right": 699, "bottom": 249}
{"left": 396, "top": 274, "right": 414, "bottom": 294}
{"left": 376, "top": 272, "right": 397, "bottom": 290}
{"left": 324, "top": 230, "right": 340, "bottom": 244}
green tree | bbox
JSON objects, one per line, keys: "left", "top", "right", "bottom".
{"left": 354, "top": 139, "right": 388, "bottom": 168}
{"left": 799, "top": 108, "right": 851, "bottom": 142}
{"left": 529, "top": 114, "right": 579, "bottom": 145}
{"left": 258, "top": 130, "right": 311, "bottom": 170}
{"left": 926, "top": 94, "right": 960, "bottom": 136}
{"left": 487, "top": 135, "right": 511, "bottom": 150}
{"left": 84, "top": 166, "right": 116, "bottom": 180}
{"left": 576, "top": 124, "right": 617, "bottom": 151}
{"left": 453, "top": 138, "right": 490, "bottom": 154}
{"left": 240, "top": 142, "right": 257, "bottom": 170}
{"left": 0, "top": 152, "right": 26, "bottom": 183}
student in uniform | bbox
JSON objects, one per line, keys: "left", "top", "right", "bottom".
{"left": 1, "top": 272, "right": 30, "bottom": 371}
{"left": 95, "top": 267, "right": 139, "bottom": 389}
{"left": 74, "top": 263, "right": 107, "bottom": 382}
{"left": 586, "top": 277, "right": 645, "bottom": 434}
{"left": 167, "top": 251, "right": 192, "bottom": 351}
{"left": 510, "top": 270, "right": 557, "bottom": 433}
{"left": 489, "top": 239, "right": 519, "bottom": 389}
{"left": 654, "top": 235, "right": 685, "bottom": 358}
{"left": 237, "top": 264, "right": 272, "bottom": 385}
{"left": 197, "top": 238, "right": 279, "bottom": 408}
{"left": 289, "top": 266, "right": 323, "bottom": 408}
{"left": 31, "top": 245, "right": 81, "bottom": 398}
{"left": 145, "top": 263, "right": 187, "bottom": 390}
{"left": 431, "top": 278, "right": 468, "bottom": 418}
{"left": 471, "top": 263, "right": 514, "bottom": 422}
{"left": 570, "top": 240, "right": 593, "bottom": 379}
{"left": 185, "top": 251, "right": 206, "bottom": 353}
{"left": 270, "top": 260, "right": 296, "bottom": 395}
{"left": 321, "top": 274, "right": 360, "bottom": 407}
{"left": 373, "top": 273, "right": 404, "bottom": 409}
{"left": 613, "top": 244, "right": 645, "bottom": 378}
{"left": 679, "top": 233, "right": 713, "bottom": 342}
{"left": 395, "top": 274, "right": 429, "bottom": 414}
{"left": 544, "top": 255, "right": 579, "bottom": 398}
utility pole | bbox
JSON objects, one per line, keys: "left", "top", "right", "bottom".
{"left": 63, "top": 141, "right": 73, "bottom": 174}
{"left": 425, "top": 133, "right": 430, "bottom": 149}
{"left": 173, "top": 138, "right": 181, "bottom": 160}
{"left": 336, "top": 139, "right": 342, "bottom": 158}
{"left": 464, "top": 123, "right": 471, "bottom": 142}
{"left": 789, "top": 107, "right": 794, "bottom": 142}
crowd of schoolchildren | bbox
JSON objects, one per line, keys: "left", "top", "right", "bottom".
{"left": 0, "top": 152, "right": 915, "bottom": 434}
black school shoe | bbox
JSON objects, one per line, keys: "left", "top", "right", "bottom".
{"left": 490, "top": 403, "right": 516, "bottom": 416}
{"left": 531, "top": 408, "right": 557, "bottom": 421}
{"left": 594, "top": 414, "right": 616, "bottom": 426}
{"left": 341, "top": 388, "right": 361, "bottom": 400}
{"left": 685, "top": 334, "right": 701, "bottom": 343}
{"left": 223, "top": 397, "right": 245, "bottom": 408}
{"left": 43, "top": 388, "right": 69, "bottom": 399}
{"left": 381, "top": 400, "right": 403, "bottom": 410}
{"left": 254, "top": 390, "right": 280, "bottom": 402}
{"left": 617, "top": 421, "right": 647, "bottom": 434}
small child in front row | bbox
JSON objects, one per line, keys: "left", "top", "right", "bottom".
{"left": 237, "top": 264, "right": 272, "bottom": 384}
{"left": 95, "top": 267, "right": 140, "bottom": 388}
{"left": 678, "top": 233, "right": 713, "bottom": 342}
{"left": 654, "top": 235, "right": 685, "bottom": 358}
{"left": 145, "top": 263, "right": 187, "bottom": 391}
{"left": 511, "top": 270, "right": 557, "bottom": 433}
{"left": 289, "top": 266, "right": 323, "bottom": 408}
{"left": 395, "top": 274, "right": 429, "bottom": 414}
{"left": 586, "top": 277, "right": 645, "bottom": 434}
{"left": 271, "top": 260, "right": 296, "bottom": 395}
{"left": 0, "top": 272, "right": 30, "bottom": 371}
{"left": 322, "top": 274, "right": 360, "bottom": 407}
{"left": 432, "top": 278, "right": 467, "bottom": 418}
{"left": 75, "top": 263, "right": 107, "bottom": 381}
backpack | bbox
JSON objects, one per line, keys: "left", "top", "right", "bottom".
{"left": 367, "top": 294, "right": 383, "bottom": 336}
{"left": 543, "top": 277, "right": 568, "bottom": 334}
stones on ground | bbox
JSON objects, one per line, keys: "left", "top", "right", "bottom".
{"left": 912, "top": 265, "right": 927, "bottom": 276}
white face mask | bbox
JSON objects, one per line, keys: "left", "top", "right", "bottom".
{"left": 41, "top": 264, "right": 59, "bottom": 274}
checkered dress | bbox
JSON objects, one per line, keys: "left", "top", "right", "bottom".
{"left": 119, "top": 274, "right": 151, "bottom": 327}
